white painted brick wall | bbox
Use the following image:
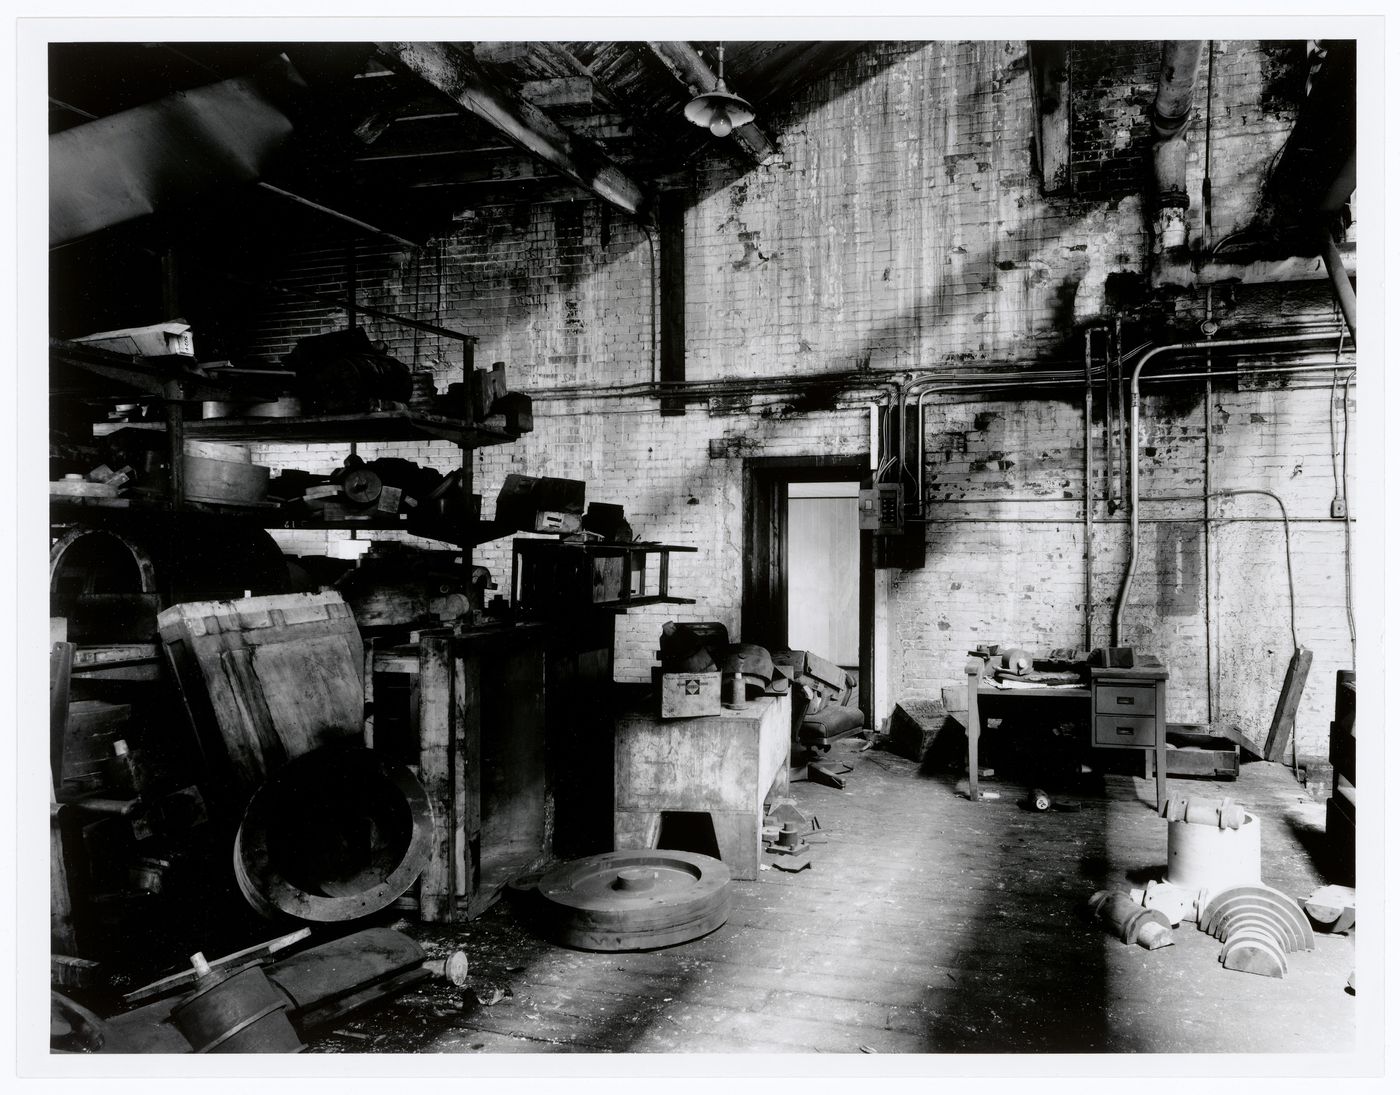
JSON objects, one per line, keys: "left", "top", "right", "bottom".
{"left": 240, "top": 41, "right": 1354, "bottom": 756}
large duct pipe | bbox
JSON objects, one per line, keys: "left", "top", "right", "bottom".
{"left": 49, "top": 56, "right": 306, "bottom": 246}
{"left": 1152, "top": 41, "right": 1207, "bottom": 139}
{"left": 1321, "top": 234, "right": 1358, "bottom": 345}
{"left": 1150, "top": 41, "right": 1205, "bottom": 234}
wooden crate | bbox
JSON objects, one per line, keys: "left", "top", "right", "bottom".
{"left": 660, "top": 671, "right": 721, "bottom": 718}
{"left": 615, "top": 694, "right": 791, "bottom": 881}
{"left": 1160, "top": 726, "right": 1241, "bottom": 780}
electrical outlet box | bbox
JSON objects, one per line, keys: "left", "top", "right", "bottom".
{"left": 858, "top": 483, "right": 905, "bottom": 534}
{"left": 1331, "top": 498, "right": 1348, "bottom": 519}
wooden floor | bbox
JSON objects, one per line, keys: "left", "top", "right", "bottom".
{"left": 308, "top": 743, "right": 1355, "bottom": 1055}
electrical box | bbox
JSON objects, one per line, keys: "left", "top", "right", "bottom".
{"left": 858, "top": 483, "right": 904, "bottom": 534}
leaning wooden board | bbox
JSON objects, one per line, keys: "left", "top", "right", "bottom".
{"left": 157, "top": 592, "right": 364, "bottom": 803}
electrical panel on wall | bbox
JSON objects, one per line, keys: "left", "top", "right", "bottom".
{"left": 858, "top": 483, "right": 904, "bottom": 534}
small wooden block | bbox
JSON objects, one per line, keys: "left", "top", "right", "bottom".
{"left": 51, "top": 955, "right": 103, "bottom": 990}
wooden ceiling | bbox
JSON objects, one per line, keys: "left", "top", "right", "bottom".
{"left": 48, "top": 40, "right": 872, "bottom": 246}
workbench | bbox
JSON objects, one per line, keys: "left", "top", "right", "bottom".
{"left": 613, "top": 694, "right": 791, "bottom": 881}
{"left": 964, "top": 655, "right": 1169, "bottom": 809}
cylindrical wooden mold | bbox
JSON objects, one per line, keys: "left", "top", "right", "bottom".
{"left": 170, "top": 966, "right": 303, "bottom": 1053}
{"left": 1166, "top": 810, "right": 1261, "bottom": 896}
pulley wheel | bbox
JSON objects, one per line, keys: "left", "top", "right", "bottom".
{"left": 535, "top": 849, "right": 731, "bottom": 952}
{"left": 341, "top": 468, "right": 383, "bottom": 505}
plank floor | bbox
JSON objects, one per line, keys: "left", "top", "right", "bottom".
{"left": 308, "top": 743, "right": 1355, "bottom": 1055}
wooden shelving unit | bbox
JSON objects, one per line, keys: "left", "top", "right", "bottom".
{"left": 510, "top": 539, "right": 697, "bottom": 616}
{"left": 184, "top": 409, "right": 516, "bottom": 449}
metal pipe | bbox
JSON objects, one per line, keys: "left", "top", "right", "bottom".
{"left": 925, "top": 515, "right": 1341, "bottom": 526}
{"left": 1320, "top": 234, "right": 1358, "bottom": 345}
{"left": 1111, "top": 331, "right": 1346, "bottom": 645}
{"left": 255, "top": 183, "right": 419, "bottom": 250}
{"left": 522, "top": 359, "right": 1352, "bottom": 406}
{"left": 1203, "top": 301, "right": 1215, "bottom": 725}
{"left": 1083, "top": 328, "right": 1097, "bottom": 649}
{"left": 1151, "top": 41, "right": 1205, "bottom": 257}
{"left": 1110, "top": 321, "right": 1123, "bottom": 511}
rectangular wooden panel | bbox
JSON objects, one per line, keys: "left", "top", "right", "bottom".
{"left": 157, "top": 592, "right": 364, "bottom": 801}
{"left": 416, "top": 636, "right": 456, "bottom": 922}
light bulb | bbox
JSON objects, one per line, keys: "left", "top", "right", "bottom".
{"left": 709, "top": 114, "right": 733, "bottom": 138}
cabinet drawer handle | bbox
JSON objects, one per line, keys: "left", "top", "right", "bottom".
{"left": 1115, "top": 726, "right": 1135, "bottom": 735}
{"left": 1116, "top": 696, "right": 1136, "bottom": 705}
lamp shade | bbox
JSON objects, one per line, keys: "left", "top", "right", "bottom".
{"left": 684, "top": 82, "right": 755, "bottom": 138}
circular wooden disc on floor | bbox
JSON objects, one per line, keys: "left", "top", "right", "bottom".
{"left": 535, "top": 849, "right": 732, "bottom": 952}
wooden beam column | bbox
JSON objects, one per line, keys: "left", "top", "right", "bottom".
{"left": 1028, "top": 42, "right": 1072, "bottom": 196}
{"left": 658, "top": 190, "right": 687, "bottom": 416}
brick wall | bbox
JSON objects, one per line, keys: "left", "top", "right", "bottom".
{"left": 240, "top": 39, "right": 1355, "bottom": 756}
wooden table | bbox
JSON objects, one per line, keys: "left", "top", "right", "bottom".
{"left": 964, "top": 656, "right": 1168, "bottom": 809}
{"left": 614, "top": 694, "right": 791, "bottom": 881}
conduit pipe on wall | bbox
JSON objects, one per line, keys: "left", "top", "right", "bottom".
{"left": 517, "top": 357, "right": 1351, "bottom": 408}
{"left": 1083, "top": 328, "right": 1104, "bottom": 650}
{"left": 1110, "top": 330, "right": 1348, "bottom": 645}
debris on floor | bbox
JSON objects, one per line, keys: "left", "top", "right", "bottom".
{"left": 1199, "top": 883, "right": 1316, "bottom": 979}
{"left": 806, "top": 758, "right": 852, "bottom": 789}
{"left": 761, "top": 818, "right": 814, "bottom": 872}
{"left": 954, "top": 778, "right": 999, "bottom": 800}
{"left": 519, "top": 849, "right": 732, "bottom": 952}
{"left": 65, "top": 926, "right": 437, "bottom": 1054}
{"left": 1087, "top": 889, "right": 1175, "bottom": 951}
{"left": 1299, "top": 884, "right": 1356, "bottom": 934}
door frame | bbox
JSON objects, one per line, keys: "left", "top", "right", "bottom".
{"left": 741, "top": 455, "right": 873, "bottom": 728}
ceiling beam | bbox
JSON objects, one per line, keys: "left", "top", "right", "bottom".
{"left": 645, "top": 42, "right": 775, "bottom": 163}
{"left": 375, "top": 41, "right": 647, "bottom": 217}
{"left": 751, "top": 41, "right": 871, "bottom": 105}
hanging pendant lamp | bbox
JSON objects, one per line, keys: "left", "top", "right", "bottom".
{"left": 684, "top": 44, "right": 754, "bottom": 138}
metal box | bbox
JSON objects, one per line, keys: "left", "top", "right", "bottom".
{"left": 858, "top": 482, "right": 904, "bottom": 534}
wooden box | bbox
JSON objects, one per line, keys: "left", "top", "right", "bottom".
{"left": 660, "top": 671, "right": 721, "bottom": 718}
{"left": 1163, "top": 727, "right": 1241, "bottom": 780}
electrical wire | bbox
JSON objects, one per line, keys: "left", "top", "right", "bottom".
{"left": 1215, "top": 488, "right": 1299, "bottom": 653}
{"left": 1341, "top": 369, "right": 1355, "bottom": 660}
{"left": 640, "top": 222, "right": 658, "bottom": 386}
{"left": 1328, "top": 369, "right": 1342, "bottom": 499}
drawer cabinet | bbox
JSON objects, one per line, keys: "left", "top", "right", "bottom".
{"left": 1095, "top": 713, "right": 1158, "bottom": 748}
{"left": 1095, "top": 683, "right": 1156, "bottom": 716}
{"left": 1090, "top": 659, "right": 1168, "bottom": 808}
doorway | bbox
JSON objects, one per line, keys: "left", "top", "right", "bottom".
{"left": 742, "top": 457, "right": 872, "bottom": 726}
{"left": 786, "top": 481, "right": 860, "bottom": 668}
